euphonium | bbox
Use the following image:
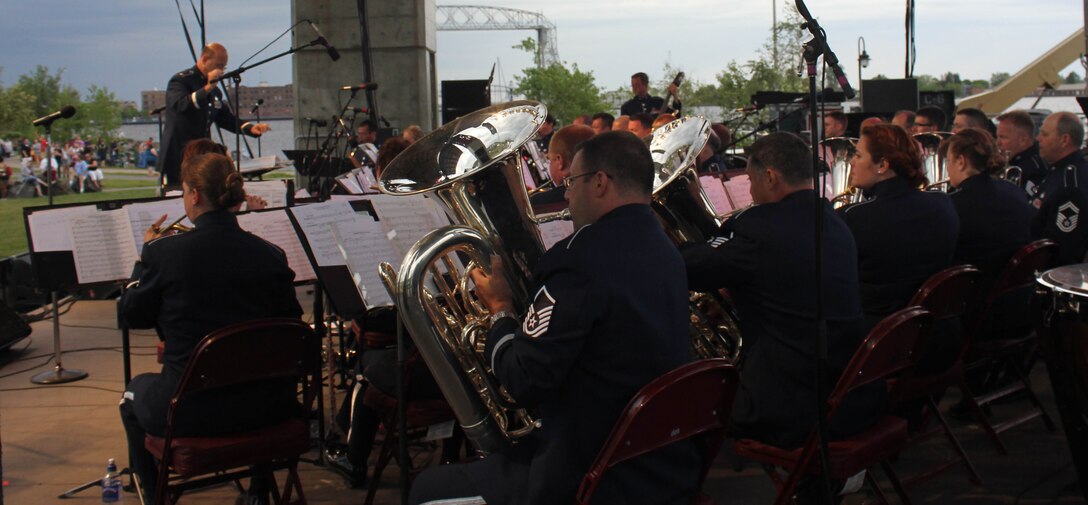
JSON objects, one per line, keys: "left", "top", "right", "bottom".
{"left": 377, "top": 101, "right": 551, "bottom": 455}
{"left": 647, "top": 116, "right": 742, "bottom": 362}
{"left": 914, "top": 132, "right": 952, "bottom": 191}
{"left": 821, "top": 137, "right": 861, "bottom": 208}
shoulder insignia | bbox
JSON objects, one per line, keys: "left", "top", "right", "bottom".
{"left": 1057, "top": 201, "right": 1080, "bottom": 233}
{"left": 708, "top": 236, "right": 729, "bottom": 249}
{"left": 522, "top": 286, "right": 556, "bottom": 338}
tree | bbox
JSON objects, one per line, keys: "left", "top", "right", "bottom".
{"left": 0, "top": 85, "right": 37, "bottom": 138}
{"left": 510, "top": 38, "right": 610, "bottom": 123}
{"left": 1065, "top": 71, "right": 1083, "bottom": 84}
{"left": 13, "top": 66, "right": 81, "bottom": 142}
{"left": 990, "top": 72, "right": 1011, "bottom": 88}
{"left": 80, "top": 85, "right": 122, "bottom": 141}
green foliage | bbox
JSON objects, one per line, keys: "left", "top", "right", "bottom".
{"left": 7, "top": 66, "right": 125, "bottom": 143}
{"left": 512, "top": 37, "right": 542, "bottom": 67}
{"left": 990, "top": 72, "right": 1011, "bottom": 88}
{"left": 510, "top": 38, "right": 610, "bottom": 123}
{"left": 1065, "top": 71, "right": 1083, "bottom": 84}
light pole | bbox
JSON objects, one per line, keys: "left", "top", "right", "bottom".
{"left": 857, "top": 37, "right": 871, "bottom": 106}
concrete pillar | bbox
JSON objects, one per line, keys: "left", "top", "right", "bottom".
{"left": 291, "top": 0, "right": 437, "bottom": 152}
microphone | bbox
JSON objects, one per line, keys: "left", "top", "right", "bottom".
{"left": 250, "top": 99, "right": 264, "bottom": 114}
{"left": 32, "top": 105, "right": 76, "bottom": 127}
{"left": 305, "top": 117, "right": 328, "bottom": 127}
{"left": 350, "top": 107, "right": 372, "bottom": 114}
{"left": 308, "top": 21, "right": 341, "bottom": 62}
{"left": 341, "top": 83, "right": 378, "bottom": 91}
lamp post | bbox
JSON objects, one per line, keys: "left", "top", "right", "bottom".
{"left": 857, "top": 37, "right": 870, "bottom": 105}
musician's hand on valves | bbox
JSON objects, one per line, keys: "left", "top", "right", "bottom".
{"left": 143, "top": 214, "right": 169, "bottom": 244}
{"left": 249, "top": 123, "right": 271, "bottom": 136}
{"left": 470, "top": 255, "right": 516, "bottom": 315}
{"left": 244, "top": 194, "right": 268, "bottom": 210}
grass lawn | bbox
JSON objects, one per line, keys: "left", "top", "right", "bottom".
{"left": 0, "top": 188, "right": 158, "bottom": 257}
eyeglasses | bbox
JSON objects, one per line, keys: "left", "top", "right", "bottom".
{"left": 563, "top": 171, "right": 611, "bottom": 188}
{"left": 915, "top": 121, "right": 934, "bottom": 128}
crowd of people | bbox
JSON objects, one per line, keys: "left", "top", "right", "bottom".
{"left": 0, "top": 134, "right": 165, "bottom": 198}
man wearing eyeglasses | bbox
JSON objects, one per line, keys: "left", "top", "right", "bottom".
{"left": 410, "top": 131, "right": 700, "bottom": 505}
{"left": 913, "top": 106, "right": 947, "bottom": 135}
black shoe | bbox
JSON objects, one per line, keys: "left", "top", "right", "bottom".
{"left": 328, "top": 455, "right": 367, "bottom": 488}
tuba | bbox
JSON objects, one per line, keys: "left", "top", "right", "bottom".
{"left": 915, "top": 132, "right": 953, "bottom": 191}
{"left": 377, "top": 101, "right": 552, "bottom": 455}
{"left": 647, "top": 116, "right": 742, "bottom": 362}
{"left": 822, "top": 137, "right": 860, "bottom": 208}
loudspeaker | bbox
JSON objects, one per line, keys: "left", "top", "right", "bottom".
{"left": 441, "top": 80, "right": 491, "bottom": 125}
{"left": 861, "top": 78, "right": 919, "bottom": 114}
{"left": 920, "top": 90, "right": 956, "bottom": 123}
{"left": 0, "top": 302, "right": 31, "bottom": 352}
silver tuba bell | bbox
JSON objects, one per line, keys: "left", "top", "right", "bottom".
{"left": 915, "top": 132, "right": 953, "bottom": 191}
{"left": 821, "top": 137, "right": 860, "bottom": 208}
{"left": 648, "top": 116, "right": 742, "bottom": 362}
{"left": 377, "top": 101, "right": 553, "bottom": 455}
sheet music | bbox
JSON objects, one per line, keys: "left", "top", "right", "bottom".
{"left": 243, "top": 180, "right": 289, "bottom": 209}
{"left": 539, "top": 220, "right": 574, "bottom": 250}
{"left": 125, "top": 198, "right": 188, "bottom": 256}
{"left": 236, "top": 210, "right": 317, "bottom": 282}
{"left": 27, "top": 205, "right": 99, "bottom": 252}
{"left": 723, "top": 175, "right": 753, "bottom": 210}
{"left": 239, "top": 155, "right": 278, "bottom": 174}
{"left": 336, "top": 173, "right": 364, "bottom": 194}
{"left": 368, "top": 194, "right": 450, "bottom": 258}
{"left": 288, "top": 200, "right": 362, "bottom": 267}
{"left": 69, "top": 210, "right": 138, "bottom": 284}
{"left": 699, "top": 175, "right": 734, "bottom": 215}
{"left": 356, "top": 167, "right": 380, "bottom": 194}
{"left": 331, "top": 218, "right": 400, "bottom": 307}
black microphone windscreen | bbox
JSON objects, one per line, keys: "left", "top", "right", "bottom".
{"left": 60, "top": 105, "right": 77, "bottom": 118}
{"left": 327, "top": 46, "right": 341, "bottom": 62}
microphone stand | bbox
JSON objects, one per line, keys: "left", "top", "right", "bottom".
{"left": 793, "top": 0, "right": 855, "bottom": 501}
{"left": 306, "top": 88, "right": 362, "bottom": 199}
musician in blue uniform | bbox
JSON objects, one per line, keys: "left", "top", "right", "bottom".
{"left": 681, "top": 132, "right": 877, "bottom": 449}
{"left": 157, "top": 43, "right": 270, "bottom": 187}
{"left": 119, "top": 153, "right": 302, "bottom": 501}
{"left": 996, "top": 110, "right": 1049, "bottom": 200}
{"left": 1033, "top": 111, "right": 1088, "bottom": 265}
{"left": 839, "top": 124, "right": 959, "bottom": 330}
{"left": 620, "top": 72, "right": 667, "bottom": 117}
{"left": 410, "top": 131, "right": 699, "bottom": 505}
{"left": 943, "top": 128, "right": 1034, "bottom": 281}
{"left": 529, "top": 124, "right": 595, "bottom": 212}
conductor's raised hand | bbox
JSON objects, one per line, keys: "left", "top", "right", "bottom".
{"left": 250, "top": 123, "right": 271, "bottom": 136}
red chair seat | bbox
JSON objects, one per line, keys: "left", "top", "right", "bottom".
{"left": 734, "top": 416, "right": 908, "bottom": 479}
{"left": 146, "top": 418, "right": 310, "bottom": 478}
{"left": 362, "top": 387, "right": 454, "bottom": 428}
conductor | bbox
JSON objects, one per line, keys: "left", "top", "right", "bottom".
{"left": 157, "top": 43, "right": 270, "bottom": 187}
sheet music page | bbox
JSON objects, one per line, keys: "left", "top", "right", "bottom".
{"left": 236, "top": 210, "right": 317, "bottom": 282}
{"left": 539, "top": 220, "right": 575, "bottom": 250}
{"left": 368, "top": 194, "right": 450, "bottom": 258}
{"left": 243, "top": 180, "right": 289, "bottom": 209}
{"left": 288, "top": 200, "right": 361, "bottom": 267}
{"left": 356, "top": 167, "right": 380, "bottom": 194}
{"left": 699, "top": 175, "right": 734, "bottom": 215}
{"left": 27, "top": 205, "right": 99, "bottom": 252}
{"left": 69, "top": 209, "right": 138, "bottom": 284}
{"left": 723, "top": 174, "right": 753, "bottom": 210}
{"left": 331, "top": 218, "right": 401, "bottom": 307}
{"left": 336, "top": 174, "right": 364, "bottom": 194}
{"left": 125, "top": 199, "right": 188, "bottom": 256}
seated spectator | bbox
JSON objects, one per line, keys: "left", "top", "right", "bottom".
{"left": 86, "top": 153, "right": 104, "bottom": 191}
{"left": 71, "top": 155, "right": 89, "bottom": 193}
{"left": 591, "top": 112, "right": 614, "bottom": 135}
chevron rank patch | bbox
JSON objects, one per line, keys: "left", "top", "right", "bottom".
{"left": 1057, "top": 201, "right": 1080, "bottom": 233}
{"left": 708, "top": 236, "right": 729, "bottom": 249}
{"left": 523, "top": 286, "right": 556, "bottom": 338}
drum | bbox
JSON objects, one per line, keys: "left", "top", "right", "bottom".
{"left": 1036, "top": 264, "right": 1088, "bottom": 501}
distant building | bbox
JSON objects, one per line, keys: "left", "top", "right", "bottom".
{"left": 140, "top": 83, "right": 294, "bottom": 119}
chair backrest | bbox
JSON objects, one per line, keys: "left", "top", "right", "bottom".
{"left": 171, "top": 318, "right": 320, "bottom": 401}
{"left": 908, "top": 265, "right": 981, "bottom": 319}
{"left": 827, "top": 307, "right": 931, "bottom": 414}
{"left": 576, "top": 359, "right": 739, "bottom": 505}
{"left": 970, "top": 240, "right": 1057, "bottom": 338}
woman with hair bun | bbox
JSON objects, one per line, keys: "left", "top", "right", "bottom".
{"left": 941, "top": 127, "right": 1035, "bottom": 280}
{"left": 119, "top": 152, "right": 302, "bottom": 501}
{"left": 839, "top": 123, "right": 960, "bottom": 331}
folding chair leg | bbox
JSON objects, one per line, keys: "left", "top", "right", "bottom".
{"left": 1009, "top": 362, "right": 1057, "bottom": 432}
{"left": 364, "top": 428, "right": 398, "bottom": 505}
{"left": 959, "top": 379, "right": 1008, "bottom": 455}
{"left": 279, "top": 462, "right": 307, "bottom": 505}
{"left": 863, "top": 468, "right": 890, "bottom": 505}
{"left": 929, "top": 397, "right": 983, "bottom": 485}
{"left": 880, "top": 461, "right": 913, "bottom": 505}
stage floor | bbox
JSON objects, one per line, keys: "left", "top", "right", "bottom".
{"left": 0, "top": 295, "right": 1082, "bottom": 504}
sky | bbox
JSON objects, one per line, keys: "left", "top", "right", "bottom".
{"left": 0, "top": 0, "right": 1082, "bottom": 105}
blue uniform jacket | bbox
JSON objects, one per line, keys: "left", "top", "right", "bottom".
{"left": 682, "top": 189, "right": 877, "bottom": 448}
{"left": 949, "top": 174, "right": 1035, "bottom": 280}
{"left": 482, "top": 203, "right": 699, "bottom": 505}
{"left": 1033, "top": 150, "right": 1088, "bottom": 265}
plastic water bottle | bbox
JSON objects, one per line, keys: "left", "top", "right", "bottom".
{"left": 101, "top": 458, "right": 122, "bottom": 503}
